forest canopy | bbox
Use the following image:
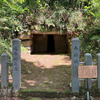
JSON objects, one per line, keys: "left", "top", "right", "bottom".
{"left": 0, "top": 0, "right": 100, "bottom": 37}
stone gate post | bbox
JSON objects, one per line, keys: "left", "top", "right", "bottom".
{"left": 72, "top": 38, "right": 79, "bottom": 92}
{"left": 12, "top": 39, "right": 21, "bottom": 91}
{"left": 97, "top": 53, "right": 100, "bottom": 88}
{"left": 1, "top": 53, "right": 9, "bottom": 88}
{"left": 85, "top": 53, "right": 92, "bottom": 88}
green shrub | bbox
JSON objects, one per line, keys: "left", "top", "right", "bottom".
{"left": 0, "top": 37, "right": 12, "bottom": 61}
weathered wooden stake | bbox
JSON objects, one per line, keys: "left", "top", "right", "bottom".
{"left": 97, "top": 53, "right": 100, "bottom": 88}
{"left": 85, "top": 53, "right": 92, "bottom": 89}
{"left": 72, "top": 38, "right": 79, "bottom": 93}
{"left": 1, "top": 53, "right": 9, "bottom": 88}
{"left": 12, "top": 39, "right": 21, "bottom": 91}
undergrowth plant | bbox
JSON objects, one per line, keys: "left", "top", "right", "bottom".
{"left": 78, "top": 0, "right": 100, "bottom": 61}
{"left": 0, "top": 37, "right": 12, "bottom": 60}
{"left": 0, "top": 0, "right": 30, "bottom": 40}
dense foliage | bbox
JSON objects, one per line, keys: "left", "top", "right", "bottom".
{"left": 78, "top": 0, "right": 100, "bottom": 61}
{"left": 0, "top": 0, "right": 100, "bottom": 60}
{"left": 0, "top": 37, "right": 12, "bottom": 60}
{"left": 0, "top": 0, "right": 30, "bottom": 40}
{"left": 0, "top": 0, "right": 29, "bottom": 56}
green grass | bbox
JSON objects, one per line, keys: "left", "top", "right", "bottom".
{"left": 21, "top": 44, "right": 28, "bottom": 52}
{"left": 26, "top": 98, "right": 41, "bottom": 100}
{"left": 25, "top": 97, "right": 71, "bottom": 100}
{"left": 21, "top": 57, "right": 72, "bottom": 97}
{"left": 25, "top": 98, "right": 73, "bottom": 100}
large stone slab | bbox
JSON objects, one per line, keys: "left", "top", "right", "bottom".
{"left": 18, "top": 33, "right": 30, "bottom": 40}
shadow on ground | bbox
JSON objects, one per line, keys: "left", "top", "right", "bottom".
{"left": 21, "top": 58, "right": 71, "bottom": 91}
{"left": 20, "top": 56, "right": 73, "bottom": 98}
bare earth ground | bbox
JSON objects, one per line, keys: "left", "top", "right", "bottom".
{"left": 20, "top": 52, "right": 100, "bottom": 100}
{"left": 21, "top": 52, "right": 72, "bottom": 91}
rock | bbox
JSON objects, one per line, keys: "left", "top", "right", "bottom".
{"left": 18, "top": 33, "right": 30, "bottom": 40}
{"left": 0, "top": 88, "right": 12, "bottom": 96}
{"left": 90, "top": 96, "right": 94, "bottom": 100}
{"left": 69, "top": 82, "right": 81, "bottom": 88}
{"left": 69, "top": 83, "right": 72, "bottom": 88}
{"left": 71, "top": 96, "right": 78, "bottom": 100}
{"left": 44, "top": 81, "right": 49, "bottom": 84}
{"left": 49, "top": 81, "right": 53, "bottom": 84}
{"left": 4, "top": 96, "right": 7, "bottom": 100}
{"left": 28, "top": 71, "right": 32, "bottom": 73}
{"left": 21, "top": 40, "right": 30, "bottom": 47}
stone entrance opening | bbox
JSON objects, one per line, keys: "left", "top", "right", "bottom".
{"left": 28, "top": 33, "right": 71, "bottom": 54}
{"left": 47, "top": 35, "right": 55, "bottom": 52}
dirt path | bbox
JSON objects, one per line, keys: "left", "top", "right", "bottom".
{"left": 21, "top": 52, "right": 72, "bottom": 92}
{"left": 21, "top": 52, "right": 71, "bottom": 68}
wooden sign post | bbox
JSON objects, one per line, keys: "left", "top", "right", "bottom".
{"left": 78, "top": 65, "right": 97, "bottom": 79}
{"left": 78, "top": 65, "right": 97, "bottom": 100}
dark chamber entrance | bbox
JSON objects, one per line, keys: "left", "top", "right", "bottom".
{"left": 47, "top": 35, "right": 55, "bottom": 52}
{"left": 30, "top": 34, "right": 71, "bottom": 54}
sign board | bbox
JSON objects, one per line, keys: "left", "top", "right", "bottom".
{"left": 78, "top": 65, "right": 97, "bottom": 78}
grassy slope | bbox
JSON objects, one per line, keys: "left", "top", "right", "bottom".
{"left": 20, "top": 51, "right": 78, "bottom": 99}
{"left": 20, "top": 48, "right": 100, "bottom": 99}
